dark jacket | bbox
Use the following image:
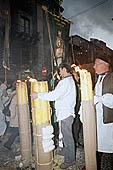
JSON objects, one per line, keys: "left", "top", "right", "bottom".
{"left": 102, "top": 71, "right": 113, "bottom": 123}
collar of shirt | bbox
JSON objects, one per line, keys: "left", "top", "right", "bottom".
{"left": 63, "top": 74, "right": 72, "bottom": 79}
{"left": 99, "top": 71, "right": 109, "bottom": 76}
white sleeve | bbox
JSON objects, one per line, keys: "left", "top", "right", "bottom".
{"left": 94, "top": 95, "right": 102, "bottom": 105}
{"left": 102, "top": 93, "right": 113, "bottom": 109}
{"left": 38, "top": 79, "right": 68, "bottom": 101}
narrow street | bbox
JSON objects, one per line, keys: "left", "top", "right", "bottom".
{"left": 0, "top": 127, "right": 84, "bottom": 170}
{"left": 0, "top": 127, "right": 112, "bottom": 170}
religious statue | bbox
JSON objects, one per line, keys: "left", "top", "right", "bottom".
{"left": 55, "top": 31, "right": 65, "bottom": 66}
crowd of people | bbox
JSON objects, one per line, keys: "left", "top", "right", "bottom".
{"left": 0, "top": 80, "right": 19, "bottom": 150}
{"left": 0, "top": 57, "right": 113, "bottom": 170}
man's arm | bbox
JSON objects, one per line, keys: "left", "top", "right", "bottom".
{"left": 94, "top": 93, "right": 113, "bottom": 109}
{"left": 31, "top": 79, "right": 68, "bottom": 101}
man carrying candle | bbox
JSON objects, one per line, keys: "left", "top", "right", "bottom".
{"left": 31, "top": 63, "right": 77, "bottom": 169}
{"left": 93, "top": 56, "right": 113, "bottom": 170}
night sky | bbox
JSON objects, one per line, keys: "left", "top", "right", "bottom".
{"left": 62, "top": 0, "right": 113, "bottom": 49}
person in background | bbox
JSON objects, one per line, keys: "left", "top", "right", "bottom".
{"left": 4, "top": 87, "right": 19, "bottom": 150}
{"left": 31, "top": 63, "right": 77, "bottom": 169}
{"left": 71, "top": 69, "right": 83, "bottom": 148}
{"left": 0, "top": 82, "right": 7, "bottom": 138}
{"left": 47, "top": 70, "right": 60, "bottom": 149}
{"left": 2, "top": 81, "right": 16, "bottom": 130}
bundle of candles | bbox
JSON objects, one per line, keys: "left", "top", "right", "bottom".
{"left": 73, "top": 66, "right": 93, "bottom": 101}
{"left": 73, "top": 65, "right": 97, "bottom": 170}
{"left": 16, "top": 78, "right": 53, "bottom": 170}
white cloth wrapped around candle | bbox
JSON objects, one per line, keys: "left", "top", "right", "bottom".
{"left": 80, "top": 70, "right": 93, "bottom": 101}
{"left": 79, "top": 69, "right": 97, "bottom": 170}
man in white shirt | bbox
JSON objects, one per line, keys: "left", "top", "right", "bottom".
{"left": 94, "top": 56, "right": 113, "bottom": 170}
{"left": 31, "top": 63, "right": 77, "bottom": 169}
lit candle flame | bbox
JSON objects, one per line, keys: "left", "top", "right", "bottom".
{"left": 17, "top": 78, "right": 37, "bottom": 83}
{"left": 71, "top": 64, "right": 87, "bottom": 73}
{"left": 71, "top": 64, "right": 76, "bottom": 68}
{"left": 17, "top": 80, "right": 21, "bottom": 83}
{"left": 29, "top": 78, "right": 37, "bottom": 82}
{"left": 27, "top": 76, "right": 31, "bottom": 79}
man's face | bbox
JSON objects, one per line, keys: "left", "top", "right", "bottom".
{"left": 59, "top": 68, "right": 65, "bottom": 78}
{"left": 93, "top": 59, "right": 108, "bottom": 74}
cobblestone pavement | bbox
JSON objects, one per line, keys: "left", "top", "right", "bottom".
{"left": 0, "top": 127, "right": 112, "bottom": 170}
{"left": 53, "top": 146, "right": 85, "bottom": 170}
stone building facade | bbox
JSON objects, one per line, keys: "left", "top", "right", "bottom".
{"left": 68, "top": 35, "right": 113, "bottom": 66}
{"left": 0, "top": 1, "right": 113, "bottom": 83}
{"left": 0, "top": 0, "right": 65, "bottom": 82}
{"left": 68, "top": 35, "right": 113, "bottom": 77}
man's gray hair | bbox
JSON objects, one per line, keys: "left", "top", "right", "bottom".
{"left": 98, "top": 59, "right": 110, "bottom": 67}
